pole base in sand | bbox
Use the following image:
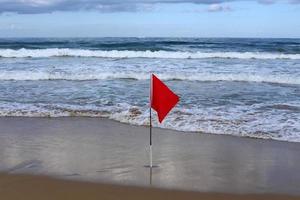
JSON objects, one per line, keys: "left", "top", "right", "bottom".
{"left": 143, "top": 165, "right": 159, "bottom": 168}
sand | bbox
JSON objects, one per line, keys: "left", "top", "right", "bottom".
{"left": 0, "top": 173, "right": 299, "bottom": 200}
{"left": 0, "top": 117, "right": 300, "bottom": 197}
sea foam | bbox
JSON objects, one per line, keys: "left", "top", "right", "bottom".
{"left": 0, "top": 102, "right": 299, "bottom": 142}
{"left": 1, "top": 48, "right": 300, "bottom": 59}
{"left": 0, "top": 71, "right": 299, "bottom": 85}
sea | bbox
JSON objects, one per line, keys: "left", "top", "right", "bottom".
{"left": 0, "top": 38, "right": 299, "bottom": 142}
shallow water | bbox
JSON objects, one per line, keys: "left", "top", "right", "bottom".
{"left": 0, "top": 38, "right": 300, "bottom": 142}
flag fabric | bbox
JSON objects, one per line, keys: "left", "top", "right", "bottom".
{"left": 151, "top": 74, "right": 179, "bottom": 123}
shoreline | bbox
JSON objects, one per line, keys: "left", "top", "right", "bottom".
{"left": 1, "top": 116, "right": 298, "bottom": 144}
{"left": 0, "top": 117, "right": 300, "bottom": 195}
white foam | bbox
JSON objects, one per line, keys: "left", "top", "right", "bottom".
{"left": 0, "top": 102, "right": 299, "bottom": 142}
{"left": 0, "top": 71, "right": 299, "bottom": 85}
{"left": 0, "top": 48, "right": 300, "bottom": 59}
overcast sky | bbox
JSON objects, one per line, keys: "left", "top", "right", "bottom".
{"left": 0, "top": 0, "right": 299, "bottom": 37}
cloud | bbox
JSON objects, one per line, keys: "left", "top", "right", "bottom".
{"left": 258, "top": 0, "right": 300, "bottom": 3}
{"left": 0, "top": 0, "right": 164, "bottom": 13}
{"left": 207, "top": 3, "right": 232, "bottom": 12}
{"left": 0, "top": 22, "right": 23, "bottom": 30}
{"left": 289, "top": 0, "right": 300, "bottom": 3}
{"left": 0, "top": 0, "right": 298, "bottom": 14}
{"left": 258, "top": 0, "right": 276, "bottom": 4}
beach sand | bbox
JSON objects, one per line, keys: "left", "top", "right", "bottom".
{"left": 0, "top": 117, "right": 300, "bottom": 198}
{"left": 1, "top": 173, "right": 299, "bottom": 200}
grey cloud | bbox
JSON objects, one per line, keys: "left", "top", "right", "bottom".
{"left": 289, "top": 0, "right": 300, "bottom": 3}
{"left": 0, "top": 0, "right": 298, "bottom": 14}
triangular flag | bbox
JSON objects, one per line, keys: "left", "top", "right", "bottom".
{"left": 151, "top": 74, "right": 179, "bottom": 123}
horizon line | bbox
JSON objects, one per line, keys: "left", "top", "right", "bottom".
{"left": 1, "top": 36, "right": 300, "bottom": 39}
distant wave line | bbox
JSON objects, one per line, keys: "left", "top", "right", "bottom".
{"left": 0, "top": 48, "right": 300, "bottom": 59}
{"left": 0, "top": 72, "right": 299, "bottom": 85}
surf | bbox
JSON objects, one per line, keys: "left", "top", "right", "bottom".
{"left": 0, "top": 71, "right": 299, "bottom": 85}
{"left": 1, "top": 48, "right": 300, "bottom": 59}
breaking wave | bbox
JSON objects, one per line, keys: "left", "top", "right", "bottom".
{"left": 0, "top": 102, "right": 299, "bottom": 142}
{"left": 0, "top": 71, "right": 299, "bottom": 85}
{"left": 1, "top": 48, "right": 300, "bottom": 59}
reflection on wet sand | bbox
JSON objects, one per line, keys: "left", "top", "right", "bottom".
{"left": 0, "top": 117, "right": 299, "bottom": 195}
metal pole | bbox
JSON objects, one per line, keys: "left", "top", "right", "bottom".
{"left": 150, "top": 109, "right": 152, "bottom": 168}
{"left": 150, "top": 74, "right": 153, "bottom": 168}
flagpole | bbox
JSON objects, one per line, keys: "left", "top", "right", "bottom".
{"left": 150, "top": 107, "right": 152, "bottom": 168}
{"left": 149, "top": 74, "right": 153, "bottom": 168}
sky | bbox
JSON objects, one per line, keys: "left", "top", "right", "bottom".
{"left": 0, "top": 0, "right": 299, "bottom": 38}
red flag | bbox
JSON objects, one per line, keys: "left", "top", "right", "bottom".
{"left": 151, "top": 74, "right": 179, "bottom": 123}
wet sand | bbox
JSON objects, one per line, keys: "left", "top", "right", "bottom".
{"left": 0, "top": 117, "right": 300, "bottom": 196}
{"left": 1, "top": 173, "right": 299, "bottom": 200}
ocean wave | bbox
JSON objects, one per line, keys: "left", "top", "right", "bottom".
{"left": 0, "top": 71, "right": 299, "bottom": 85}
{"left": 0, "top": 48, "right": 300, "bottom": 59}
{"left": 0, "top": 102, "right": 299, "bottom": 142}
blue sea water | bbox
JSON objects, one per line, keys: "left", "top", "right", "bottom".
{"left": 0, "top": 38, "right": 299, "bottom": 142}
